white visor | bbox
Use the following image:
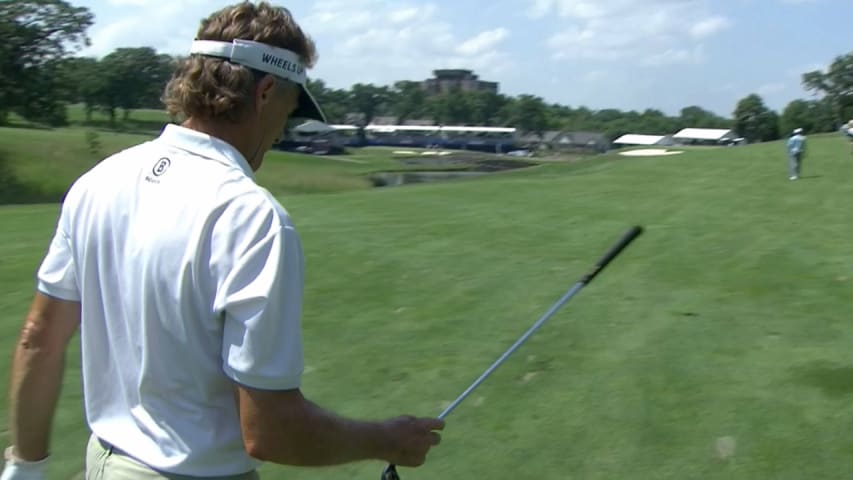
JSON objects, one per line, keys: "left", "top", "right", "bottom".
{"left": 189, "top": 39, "right": 326, "bottom": 122}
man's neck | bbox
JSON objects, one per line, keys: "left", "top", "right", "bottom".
{"left": 182, "top": 117, "right": 260, "bottom": 170}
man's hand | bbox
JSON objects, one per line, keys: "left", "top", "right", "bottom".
{"left": 237, "top": 386, "right": 445, "bottom": 467}
{"left": 380, "top": 416, "right": 445, "bottom": 467}
{"left": 0, "top": 447, "right": 48, "bottom": 480}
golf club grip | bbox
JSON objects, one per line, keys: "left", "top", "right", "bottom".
{"left": 580, "top": 225, "right": 643, "bottom": 284}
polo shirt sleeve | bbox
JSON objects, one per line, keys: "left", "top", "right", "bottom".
{"left": 213, "top": 200, "right": 305, "bottom": 391}
{"left": 36, "top": 204, "right": 80, "bottom": 302}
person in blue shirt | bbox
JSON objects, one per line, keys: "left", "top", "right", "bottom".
{"left": 786, "top": 128, "right": 806, "bottom": 180}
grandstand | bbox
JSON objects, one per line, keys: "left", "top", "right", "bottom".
{"left": 285, "top": 123, "right": 520, "bottom": 153}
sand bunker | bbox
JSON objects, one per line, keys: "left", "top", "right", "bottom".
{"left": 393, "top": 150, "right": 454, "bottom": 156}
{"left": 619, "top": 149, "right": 684, "bottom": 157}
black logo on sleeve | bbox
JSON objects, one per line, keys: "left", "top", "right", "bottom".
{"left": 145, "top": 157, "right": 171, "bottom": 184}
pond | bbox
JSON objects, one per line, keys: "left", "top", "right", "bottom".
{"left": 368, "top": 158, "right": 536, "bottom": 188}
{"left": 368, "top": 170, "right": 489, "bottom": 187}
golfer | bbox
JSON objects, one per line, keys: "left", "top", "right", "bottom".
{"left": 786, "top": 127, "right": 807, "bottom": 180}
{"left": 1, "top": 2, "right": 443, "bottom": 479}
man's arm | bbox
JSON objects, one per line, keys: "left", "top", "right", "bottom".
{"left": 214, "top": 204, "right": 443, "bottom": 469}
{"left": 235, "top": 385, "right": 443, "bottom": 468}
{"left": 7, "top": 293, "right": 80, "bottom": 461}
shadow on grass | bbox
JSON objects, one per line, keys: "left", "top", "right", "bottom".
{"left": 790, "top": 361, "right": 853, "bottom": 397}
{"left": 73, "top": 119, "right": 171, "bottom": 136}
{"left": 0, "top": 150, "right": 63, "bottom": 205}
{"left": 0, "top": 122, "right": 53, "bottom": 131}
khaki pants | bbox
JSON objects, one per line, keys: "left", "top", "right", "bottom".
{"left": 789, "top": 152, "right": 803, "bottom": 177}
{"left": 85, "top": 435, "right": 259, "bottom": 480}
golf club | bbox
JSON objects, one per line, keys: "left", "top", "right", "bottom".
{"left": 381, "top": 225, "right": 644, "bottom": 480}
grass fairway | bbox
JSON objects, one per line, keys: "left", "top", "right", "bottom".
{"left": 0, "top": 125, "right": 495, "bottom": 202}
{"left": 2, "top": 132, "right": 853, "bottom": 479}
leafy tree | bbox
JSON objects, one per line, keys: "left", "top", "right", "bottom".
{"left": 780, "top": 98, "right": 838, "bottom": 135}
{"left": 305, "top": 79, "right": 351, "bottom": 124}
{"left": 677, "top": 106, "right": 732, "bottom": 130}
{"left": 639, "top": 109, "right": 677, "bottom": 134}
{"left": 780, "top": 100, "right": 812, "bottom": 136}
{"left": 506, "top": 94, "right": 550, "bottom": 135}
{"left": 427, "top": 89, "right": 485, "bottom": 125}
{"left": 0, "top": 0, "right": 94, "bottom": 124}
{"left": 466, "top": 91, "right": 510, "bottom": 126}
{"left": 347, "top": 83, "right": 391, "bottom": 126}
{"left": 733, "top": 94, "right": 780, "bottom": 142}
{"left": 803, "top": 51, "right": 853, "bottom": 123}
{"left": 98, "top": 47, "right": 174, "bottom": 125}
{"left": 57, "top": 56, "right": 103, "bottom": 122}
{"left": 390, "top": 80, "right": 427, "bottom": 124}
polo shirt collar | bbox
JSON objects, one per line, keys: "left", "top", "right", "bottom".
{"left": 156, "top": 124, "right": 256, "bottom": 180}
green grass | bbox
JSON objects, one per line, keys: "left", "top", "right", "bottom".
{"left": 64, "top": 104, "right": 171, "bottom": 126}
{"left": 0, "top": 126, "right": 516, "bottom": 202}
{"left": 2, "top": 131, "right": 853, "bottom": 479}
{"left": 6, "top": 104, "right": 174, "bottom": 136}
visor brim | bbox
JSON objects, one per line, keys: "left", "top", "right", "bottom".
{"left": 292, "top": 84, "right": 326, "bottom": 123}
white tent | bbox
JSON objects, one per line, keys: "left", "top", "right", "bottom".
{"left": 673, "top": 128, "right": 735, "bottom": 142}
{"left": 613, "top": 134, "right": 673, "bottom": 146}
{"left": 293, "top": 120, "right": 336, "bottom": 134}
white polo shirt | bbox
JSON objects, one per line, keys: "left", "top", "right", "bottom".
{"left": 36, "top": 125, "right": 305, "bottom": 476}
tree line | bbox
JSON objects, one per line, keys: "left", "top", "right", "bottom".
{"left": 3, "top": 0, "right": 852, "bottom": 143}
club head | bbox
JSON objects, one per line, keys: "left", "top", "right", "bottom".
{"left": 381, "top": 464, "right": 400, "bottom": 480}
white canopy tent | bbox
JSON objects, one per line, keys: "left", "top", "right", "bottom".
{"left": 673, "top": 128, "right": 736, "bottom": 142}
{"left": 292, "top": 120, "right": 337, "bottom": 134}
{"left": 613, "top": 134, "right": 674, "bottom": 146}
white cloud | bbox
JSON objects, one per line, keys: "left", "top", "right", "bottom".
{"left": 529, "top": 0, "right": 607, "bottom": 19}
{"left": 106, "top": 0, "right": 154, "bottom": 5}
{"left": 302, "top": 0, "right": 379, "bottom": 35}
{"left": 527, "top": 0, "right": 554, "bottom": 18}
{"left": 76, "top": 0, "right": 231, "bottom": 57}
{"left": 82, "top": 17, "right": 140, "bottom": 56}
{"left": 75, "top": 0, "right": 513, "bottom": 89}
{"left": 533, "top": 0, "right": 730, "bottom": 67}
{"left": 690, "top": 16, "right": 732, "bottom": 38}
{"left": 387, "top": 6, "right": 422, "bottom": 24}
{"left": 642, "top": 46, "right": 704, "bottom": 67}
{"left": 299, "top": 1, "right": 512, "bottom": 87}
{"left": 456, "top": 28, "right": 509, "bottom": 56}
{"left": 787, "top": 62, "right": 826, "bottom": 77}
{"left": 106, "top": 0, "right": 208, "bottom": 8}
{"left": 757, "top": 82, "right": 786, "bottom": 96}
{"left": 582, "top": 70, "right": 608, "bottom": 82}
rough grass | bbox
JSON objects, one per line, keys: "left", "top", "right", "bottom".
{"left": 1, "top": 130, "right": 852, "bottom": 479}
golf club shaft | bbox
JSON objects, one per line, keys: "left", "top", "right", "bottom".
{"left": 437, "top": 225, "right": 643, "bottom": 419}
{"left": 381, "top": 225, "right": 643, "bottom": 480}
{"left": 437, "top": 281, "right": 583, "bottom": 419}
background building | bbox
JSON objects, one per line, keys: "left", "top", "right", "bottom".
{"left": 422, "top": 69, "right": 499, "bottom": 96}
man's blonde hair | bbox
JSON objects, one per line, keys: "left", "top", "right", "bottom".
{"left": 163, "top": 1, "right": 316, "bottom": 122}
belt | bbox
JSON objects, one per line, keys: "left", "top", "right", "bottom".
{"left": 95, "top": 437, "right": 258, "bottom": 479}
{"left": 96, "top": 437, "right": 132, "bottom": 459}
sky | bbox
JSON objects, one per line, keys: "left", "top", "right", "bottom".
{"left": 69, "top": 0, "right": 851, "bottom": 117}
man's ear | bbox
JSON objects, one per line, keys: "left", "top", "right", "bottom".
{"left": 255, "top": 74, "right": 277, "bottom": 109}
